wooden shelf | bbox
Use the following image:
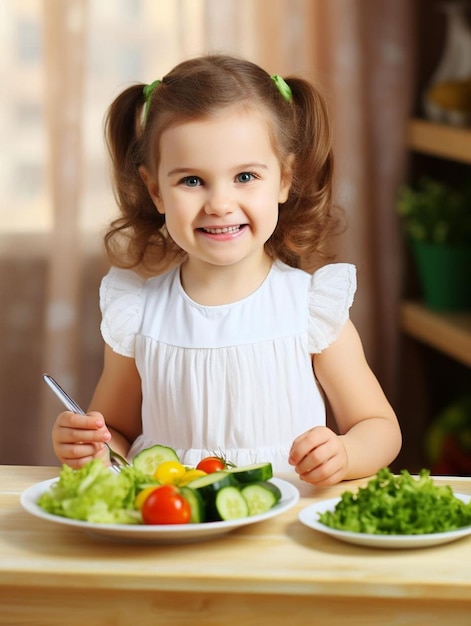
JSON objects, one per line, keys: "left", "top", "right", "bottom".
{"left": 400, "top": 301, "right": 471, "bottom": 367}
{"left": 403, "top": 119, "right": 471, "bottom": 365}
{"left": 407, "top": 118, "right": 471, "bottom": 164}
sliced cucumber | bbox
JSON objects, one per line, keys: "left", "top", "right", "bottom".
{"left": 132, "top": 444, "right": 179, "bottom": 477}
{"left": 186, "top": 472, "right": 240, "bottom": 521}
{"left": 240, "top": 481, "right": 282, "bottom": 516}
{"left": 185, "top": 471, "right": 238, "bottom": 502}
{"left": 215, "top": 486, "right": 249, "bottom": 521}
{"left": 228, "top": 462, "right": 273, "bottom": 484}
{"left": 180, "top": 486, "right": 205, "bottom": 523}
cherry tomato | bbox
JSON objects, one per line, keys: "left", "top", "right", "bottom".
{"left": 153, "top": 460, "right": 186, "bottom": 485}
{"left": 141, "top": 485, "right": 191, "bottom": 525}
{"left": 196, "top": 456, "right": 226, "bottom": 474}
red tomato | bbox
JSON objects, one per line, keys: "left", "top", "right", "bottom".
{"left": 196, "top": 456, "right": 226, "bottom": 474}
{"left": 141, "top": 485, "right": 191, "bottom": 525}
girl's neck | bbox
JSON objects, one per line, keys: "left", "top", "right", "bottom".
{"left": 180, "top": 252, "right": 273, "bottom": 306}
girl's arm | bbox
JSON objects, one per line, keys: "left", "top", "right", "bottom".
{"left": 87, "top": 344, "right": 143, "bottom": 458}
{"left": 289, "top": 319, "right": 402, "bottom": 485}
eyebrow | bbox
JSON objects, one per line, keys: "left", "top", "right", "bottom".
{"left": 166, "top": 163, "right": 269, "bottom": 177}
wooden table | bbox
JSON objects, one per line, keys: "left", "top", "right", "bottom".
{"left": 1, "top": 465, "right": 470, "bottom": 626}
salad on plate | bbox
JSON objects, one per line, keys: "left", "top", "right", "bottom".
{"left": 35, "top": 444, "right": 284, "bottom": 526}
{"left": 317, "top": 467, "right": 471, "bottom": 535}
{"left": 298, "top": 467, "right": 471, "bottom": 549}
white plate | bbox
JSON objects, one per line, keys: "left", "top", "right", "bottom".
{"left": 298, "top": 494, "right": 471, "bottom": 549}
{"left": 21, "top": 477, "right": 299, "bottom": 544}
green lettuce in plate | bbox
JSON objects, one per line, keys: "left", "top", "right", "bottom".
{"left": 37, "top": 460, "right": 150, "bottom": 524}
{"left": 319, "top": 468, "right": 471, "bottom": 535}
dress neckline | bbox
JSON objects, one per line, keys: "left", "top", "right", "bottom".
{"left": 175, "top": 260, "right": 280, "bottom": 310}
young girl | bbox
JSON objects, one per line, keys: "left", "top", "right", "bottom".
{"left": 52, "top": 54, "right": 401, "bottom": 486}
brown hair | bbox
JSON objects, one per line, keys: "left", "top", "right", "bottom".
{"left": 104, "top": 54, "right": 342, "bottom": 273}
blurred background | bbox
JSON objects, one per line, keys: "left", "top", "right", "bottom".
{"left": 1, "top": 0, "right": 470, "bottom": 472}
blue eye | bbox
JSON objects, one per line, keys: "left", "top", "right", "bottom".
{"left": 181, "top": 176, "right": 201, "bottom": 187}
{"left": 237, "top": 172, "right": 254, "bottom": 183}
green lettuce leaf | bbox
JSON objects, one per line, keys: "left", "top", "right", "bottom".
{"left": 319, "top": 468, "right": 471, "bottom": 535}
{"left": 37, "top": 460, "right": 150, "bottom": 524}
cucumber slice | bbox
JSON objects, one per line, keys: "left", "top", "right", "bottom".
{"left": 132, "top": 444, "right": 179, "bottom": 477}
{"left": 240, "top": 481, "right": 282, "bottom": 516}
{"left": 186, "top": 472, "right": 240, "bottom": 521}
{"left": 228, "top": 462, "right": 273, "bottom": 484}
{"left": 180, "top": 487, "right": 205, "bottom": 523}
{"left": 215, "top": 486, "right": 249, "bottom": 521}
{"left": 185, "top": 471, "right": 238, "bottom": 502}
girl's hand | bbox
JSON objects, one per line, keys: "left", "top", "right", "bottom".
{"left": 52, "top": 410, "right": 112, "bottom": 469}
{"left": 288, "top": 426, "right": 348, "bottom": 486}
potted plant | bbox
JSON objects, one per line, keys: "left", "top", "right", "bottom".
{"left": 397, "top": 177, "right": 471, "bottom": 311}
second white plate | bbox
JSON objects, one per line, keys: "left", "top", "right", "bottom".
{"left": 21, "top": 477, "right": 299, "bottom": 544}
{"left": 298, "top": 494, "right": 471, "bottom": 549}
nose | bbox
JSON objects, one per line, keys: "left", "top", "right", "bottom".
{"left": 203, "top": 184, "right": 235, "bottom": 216}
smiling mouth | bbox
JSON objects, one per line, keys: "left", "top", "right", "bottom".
{"left": 199, "top": 225, "right": 244, "bottom": 234}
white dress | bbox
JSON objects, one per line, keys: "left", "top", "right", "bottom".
{"left": 100, "top": 260, "right": 356, "bottom": 472}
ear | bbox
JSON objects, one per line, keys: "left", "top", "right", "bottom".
{"left": 139, "top": 165, "right": 164, "bottom": 214}
{"left": 278, "top": 153, "right": 294, "bottom": 204}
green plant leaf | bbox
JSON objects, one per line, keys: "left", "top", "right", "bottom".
{"left": 396, "top": 177, "right": 471, "bottom": 246}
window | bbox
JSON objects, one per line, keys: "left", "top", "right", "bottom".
{"left": 0, "top": 1, "right": 205, "bottom": 239}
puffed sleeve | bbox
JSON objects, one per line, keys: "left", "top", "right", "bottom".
{"left": 99, "top": 267, "right": 145, "bottom": 357}
{"left": 307, "top": 263, "right": 356, "bottom": 353}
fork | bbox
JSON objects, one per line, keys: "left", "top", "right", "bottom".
{"left": 42, "top": 373, "right": 130, "bottom": 472}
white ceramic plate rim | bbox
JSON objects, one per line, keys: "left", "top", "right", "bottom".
{"left": 21, "top": 476, "right": 299, "bottom": 543}
{"left": 298, "top": 493, "right": 471, "bottom": 548}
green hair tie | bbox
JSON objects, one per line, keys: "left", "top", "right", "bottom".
{"left": 271, "top": 74, "right": 292, "bottom": 102}
{"left": 142, "top": 79, "right": 162, "bottom": 124}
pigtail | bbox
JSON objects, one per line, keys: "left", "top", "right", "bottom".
{"left": 290, "top": 78, "right": 333, "bottom": 197}
{"left": 269, "top": 77, "right": 343, "bottom": 269}
{"left": 104, "top": 85, "right": 179, "bottom": 271}
{"left": 105, "top": 85, "right": 144, "bottom": 177}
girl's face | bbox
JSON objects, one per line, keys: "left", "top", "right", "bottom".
{"left": 142, "top": 106, "right": 292, "bottom": 274}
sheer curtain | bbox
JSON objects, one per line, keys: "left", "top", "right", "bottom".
{"left": 0, "top": 0, "right": 415, "bottom": 466}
